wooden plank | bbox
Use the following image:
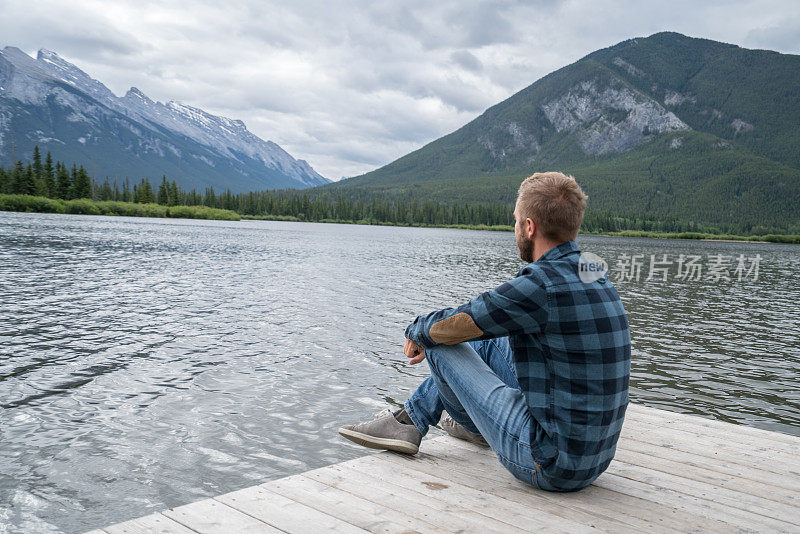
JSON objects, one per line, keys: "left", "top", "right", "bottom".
{"left": 346, "top": 452, "right": 601, "bottom": 534}
{"left": 619, "top": 424, "right": 800, "bottom": 475}
{"left": 422, "top": 438, "right": 736, "bottom": 533}
{"left": 616, "top": 431, "right": 800, "bottom": 493}
{"left": 624, "top": 406, "right": 800, "bottom": 456}
{"left": 364, "top": 447, "right": 705, "bottom": 534}
{"left": 377, "top": 448, "right": 663, "bottom": 532}
{"left": 100, "top": 513, "right": 198, "bottom": 534}
{"left": 215, "top": 484, "right": 368, "bottom": 533}
{"left": 627, "top": 404, "right": 800, "bottom": 445}
{"left": 613, "top": 446, "right": 798, "bottom": 506}
{"left": 597, "top": 470, "right": 796, "bottom": 532}
{"left": 303, "top": 460, "right": 525, "bottom": 533}
{"left": 162, "top": 498, "right": 283, "bottom": 534}
{"left": 607, "top": 461, "right": 798, "bottom": 525}
{"left": 263, "top": 472, "right": 449, "bottom": 533}
{"left": 443, "top": 437, "right": 798, "bottom": 531}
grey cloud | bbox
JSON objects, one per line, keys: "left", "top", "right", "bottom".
{"left": 0, "top": 3, "right": 144, "bottom": 60}
{"left": 448, "top": 3, "right": 516, "bottom": 47}
{"left": 744, "top": 18, "right": 800, "bottom": 53}
{"left": 2, "top": 0, "right": 799, "bottom": 179}
{"left": 451, "top": 50, "right": 483, "bottom": 72}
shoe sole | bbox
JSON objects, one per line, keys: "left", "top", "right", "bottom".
{"left": 338, "top": 427, "right": 419, "bottom": 454}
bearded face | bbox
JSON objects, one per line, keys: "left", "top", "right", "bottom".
{"left": 514, "top": 204, "right": 535, "bottom": 263}
{"left": 516, "top": 227, "right": 534, "bottom": 263}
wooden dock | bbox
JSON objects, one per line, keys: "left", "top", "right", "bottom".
{"left": 86, "top": 403, "right": 800, "bottom": 533}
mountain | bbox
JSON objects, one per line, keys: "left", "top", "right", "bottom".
{"left": 328, "top": 32, "right": 800, "bottom": 232}
{"left": 0, "top": 47, "right": 328, "bottom": 192}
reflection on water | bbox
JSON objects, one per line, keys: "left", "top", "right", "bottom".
{"left": 0, "top": 211, "right": 798, "bottom": 533}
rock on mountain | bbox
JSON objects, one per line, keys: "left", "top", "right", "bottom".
{"left": 539, "top": 78, "right": 688, "bottom": 155}
{"left": 0, "top": 46, "right": 328, "bottom": 192}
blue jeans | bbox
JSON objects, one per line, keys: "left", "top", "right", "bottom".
{"left": 404, "top": 337, "right": 542, "bottom": 488}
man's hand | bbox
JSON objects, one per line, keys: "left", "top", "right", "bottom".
{"left": 404, "top": 338, "right": 426, "bottom": 365}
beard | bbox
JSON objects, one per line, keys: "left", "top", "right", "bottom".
{"left": 517, "top": 231, "right": 534, "bottom": 263}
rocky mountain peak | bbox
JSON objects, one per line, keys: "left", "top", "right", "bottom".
{"left": 0, "top": 46, "right": 328, "bottom": 190}
{"left": 124, "top": 86, "right": 149, "bottom": 99}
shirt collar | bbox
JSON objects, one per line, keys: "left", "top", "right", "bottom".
{"left": 537, "top": 240, "right": 581, "bottom": 262}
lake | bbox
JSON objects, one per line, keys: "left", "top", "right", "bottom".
{"left": 1, "top": 211, "right": 798, "bottom": 534}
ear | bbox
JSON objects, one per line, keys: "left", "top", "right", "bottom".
{"left": 525, "top": 217, "right": 536, "bottom": 240}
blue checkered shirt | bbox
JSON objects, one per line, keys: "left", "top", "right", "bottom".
{"left": 405, "top": 240, "right": 631, "bottom": 491}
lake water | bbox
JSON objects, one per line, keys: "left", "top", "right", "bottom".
{"left": 1, "top": 212, "right": 798, "bottom": 534}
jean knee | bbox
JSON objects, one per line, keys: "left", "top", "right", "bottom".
{"left": 425, "top": 343, "right": 461, "bottom": 368}
{"left": 424, "top": 345, "right": 443, "bottom": 370}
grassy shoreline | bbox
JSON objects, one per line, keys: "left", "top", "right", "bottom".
{"left": 595, "top": 230, "right": 800, "bottom": 244}
{"left": 0, "top": 194, "right": 240, "bottom": 221}
{"left": 241, "top": 214, "right": 513, "bottom": 232}
{"left": 242, "top": 214, "right": 800, "bottom": 244}
{"left": 2, "top": 194, "right": 798, "bottom": 244}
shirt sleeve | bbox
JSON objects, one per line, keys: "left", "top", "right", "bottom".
{"left": 404, "top": 265, "right": 549, "bottom": 349}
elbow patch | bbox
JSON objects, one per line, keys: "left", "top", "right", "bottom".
{"left": 430, "top": 312, "right": 484, "bottom": 345}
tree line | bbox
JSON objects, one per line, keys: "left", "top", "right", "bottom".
{"left": 0, "top": 147, "right": 92, "bottom": 200}
{"left": 1, "top": 147, "right": 791, "bottom": 235}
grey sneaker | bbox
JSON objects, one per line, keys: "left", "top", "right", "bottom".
{"left": 338, "top": 409, "right": 422, "bottom": 454}
{"left": 440, "top": 413, "right": 490, "bottom": 448}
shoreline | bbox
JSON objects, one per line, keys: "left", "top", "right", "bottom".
{"left": 2, "top": 194, "right": 798, "bottom": 244}
{"left": 0, "top": 193, "right": 240, "bottom": 221}
{"left": 242, "top": 215, "right": 800, "bottom": 244}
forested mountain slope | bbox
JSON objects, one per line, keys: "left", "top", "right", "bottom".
{"left": 325, "top": 32, "right": 800, "bottom": 232}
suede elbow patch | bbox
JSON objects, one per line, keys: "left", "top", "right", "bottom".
{"left": 429, "top": 312, "right": 484, "bottom": 345}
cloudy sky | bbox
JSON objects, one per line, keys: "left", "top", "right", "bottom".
{"left": 1, "top": 0, "right": 798, "bottom": 180}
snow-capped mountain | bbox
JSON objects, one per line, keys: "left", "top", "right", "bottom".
{"left": 0, "top": 46, "right": 328, "bottom": 191}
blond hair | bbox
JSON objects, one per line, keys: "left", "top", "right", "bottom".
{"left": 517, "top": 172, "right": 588, "bottom": 242}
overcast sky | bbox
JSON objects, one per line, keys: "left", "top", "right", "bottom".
{"left": 1, "top": 1, "right": 798, "bottom": 180}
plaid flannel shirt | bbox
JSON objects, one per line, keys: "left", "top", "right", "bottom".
{"left": 405, "top": 240, "right": 631, "bottom": 491}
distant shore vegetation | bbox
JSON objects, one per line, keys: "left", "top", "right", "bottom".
{"left": 1, "top": 147, "right": 798, "bottom": 243}
{"left": 0, "top": 194, "right": 240, "bottom": 221}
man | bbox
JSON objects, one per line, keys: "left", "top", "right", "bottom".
{"left": 339, "top": 172, "right": 631, "bottom": 492}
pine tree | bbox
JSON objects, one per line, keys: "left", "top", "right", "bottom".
{"left": 32, "top": 146, "right": 42, "bottom": 182}
{"left": 11, "top": 161, "right": 25, "bottom": 194}
{"left": 22, "top": 164, "right": 34, "bottom": 195}
{"left": 44, "top": 151, "right": 55, "bottom": 197}
{"left": 204, "top": 186, "right": 216, "bottom": 207}
{"left": 122, "top": 178, "right": 131, "bottom": 202}
{"left": 157, "top": 175, "right": 169, "bottom": 205}
{"left": 68, "top": 164, "right": 79, "bottom": 199}
{"left": 56, "top": 163, "right": 72, "bottom": 199}
{"left": 137, "top": 178, "right": 154, "bottom": 203}
{"left": 29, "top": 146, "right": 47, "bottom": 196}
{"left": 98, "top": 178, "right": 113, "bottom": 201}
{"left": 0, "top": 166, "right": 5, "bottom": 194}
{"left": 72, "top": 165, "right": 91, "bottom": 199}
{"left": 169, "top": 180, "right": 179, "bottom": 206}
